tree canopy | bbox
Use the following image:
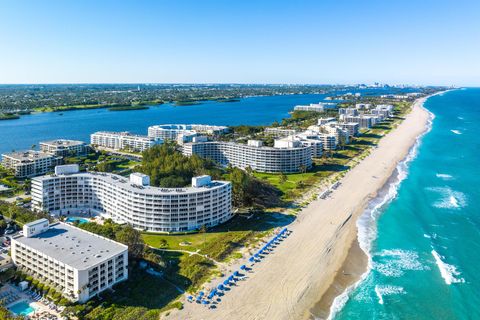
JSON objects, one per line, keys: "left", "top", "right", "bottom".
{"left": 138, "top": 143, "right": 222, "bottom": 187}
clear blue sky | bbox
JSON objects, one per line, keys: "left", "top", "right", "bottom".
{"left": 1, "top": 0, "right": 479, "bottom": 85}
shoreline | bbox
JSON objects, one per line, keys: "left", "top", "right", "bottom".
{"left": 166, "top": 96, "right": 433, "bottom": 320}
{"left": 317, "top": 96, "right": 438, "bottom": 320}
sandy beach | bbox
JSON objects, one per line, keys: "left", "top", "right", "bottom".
{"left": 166, "top": 97, "right": 431, "bottom": 320}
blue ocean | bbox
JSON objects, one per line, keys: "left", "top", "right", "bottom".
{"left": 331, "top": 88, "right": 480, "bottom": 319}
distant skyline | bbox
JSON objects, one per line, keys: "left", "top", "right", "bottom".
{"left": 1, "top": 0, "right": 479, "bottom": 86}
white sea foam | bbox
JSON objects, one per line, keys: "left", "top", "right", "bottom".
{"left": 375, "top": 285, "right": 406, "bottom": 305}
{"left": 327, "top": 108, "right": 436, "bottom": 320}
{"left": 431, "top": 250, "right": 465, "bottom": 285}
{"left": 373, "top": 249, "right": 429, "bottom": 277}
{"left": 436, "top": 173, "right": 454, "bottom": 180}
{"left": 427, "top": 187, "right": 467, "bottom": 209}
{"left": 451, "top": 129, "right": 462, "bottom": 135}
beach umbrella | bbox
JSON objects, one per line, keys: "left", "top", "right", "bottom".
{"left": 234, "top": 271, "right": 240, "bottom": 276}
{"left": 248, "top": 257, "right": 255, "bottom": 262}
{"left": 199, "top": 291, "right": 204, "bottom": 296}
{"left": 240, "top": 265, "right": 246, "bottom": 270}
{"left": 223, "top": 280, "right": 230, "bottom": 285}
{"left": 217, "top": 284, "right": 224, "bottom": 290}
{"left": 202, "top": 300, "right": 209, "bottom": 305}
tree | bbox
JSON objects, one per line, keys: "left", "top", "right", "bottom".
{"left": 115, "top": 225, "right": 145, "bottom": 259}
{"left": 279, "top": 173, "right": 288, "bottom": 184}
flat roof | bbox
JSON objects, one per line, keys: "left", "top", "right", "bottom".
{"left": 2, "top": 150, "right": 56, "bottom": 161}
{"left": 13, "top": 222, "right": 127, "bottom": 270}
{"left": 40, "top": 139, "right": 86, "bottom": 147}
{"left": 33, "top": 171, "right": 230, "bottom": 195}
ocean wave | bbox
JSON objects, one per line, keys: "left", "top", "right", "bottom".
{"left": 327, "top": 109, "right": 435, "bottom": 320}
{"left": 435, "top": 173, "right": 454, "bottom": 180}
{"left": 427, "top": 186, "right": 467, "bottom": 209}
{"left": 431, "top": 250, "right": 465, "bottom": 285}
{"left": 451, "top": 129, "right": 462, "bottom": 135}
{"left": 375, "top": 285, "right": 406, "bottom": 305}
{"left": 373, "top": 249, "right": 429, "bottom": 277}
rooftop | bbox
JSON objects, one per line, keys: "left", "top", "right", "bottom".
{"left": 33, "top": 171, "right": 230, "bottom": 195}
{"left": 2, "top": 150, "right": 56, "bottom": 161}
{"left": 13, "top": 222, "right": 127, "bottom": 270}
{"left": 40, "top": 139, "right": 86, "bottom": 147}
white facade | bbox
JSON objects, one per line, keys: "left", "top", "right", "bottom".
{"left": 90, "top": 131, "right": 162, "bottom": 152}
{"left": 40, "top": 139, "right": 88, "bottom": 157}
{"left": 264, "top": 127, "right": 298, "bottom": 138}
{"left": 148, "top": 124, "right": 229, "bottom": 143}
{"left": 11, "top": 220, "right": 128, "bottom": 303}
{"left": 293, "top": 102, "right": 336, "bottom": 112}
{"left": 32, "top": 167, "right": 232, "bottom": 233}
{"left": 1, "top": 150, "right": 62, "bottom": 178}
{"left": 182, "top": 140, "right": 312, "bottom": 173}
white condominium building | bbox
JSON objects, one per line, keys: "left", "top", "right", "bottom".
{"left": 32, "top": 166, "right": 232, "bottom": 233}
{"left": 276, "top": 135, "right": 324, "bottom": 158}
{"left": 293, "top": 102, "right": 336, "bottom": 112}
{"left": 90, "top": 131, "right": 162, "bottom": 152}
{"left": 11, "top": 219, "right": 128, "bottom": 303}
{"left": 317, "top": 117, "right": 336, "bottom": 125}
{"left": 40, "top": 139, "right": 88, "bottom": 157}
{"left": 264, "top": 127, "right": 298, "bottom": 138}
{"left": 339, "top": 115, "right": 377, "bottom": 129}
{"left": 148, "top": 124, "right": 229, "bottom": 143}
{"left": 302, "top": 128, "right": 338, "bottom": 150}
{"left": 321, "top": 124, "right": 350, "bottom": 145}
{"left": 182, "top": 140, "right": 312, "bottom": 173}
{"left": 336, "top": 122, "right": 360, "bottom": 137}
{"left": 1, "top": 150, "right": 62, "bottom": 178}
{"left": 372, "top": 104, "right": 394, "bottom": 118}
{"left": 338, "top": 107, "right": 359, "bottom": 117}
{"left": 355, "top": 103, "right": 372, "bottom": 110}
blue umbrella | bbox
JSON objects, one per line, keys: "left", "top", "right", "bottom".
{"left": 202, "top": 300, "right": 209, "bottom": 305}
{"left": 199, "top": 291, "right": 204, "bottom": 296}
{"left": 223, "top": 280, "right": 229, "bottom": 285}
{"left": 249, "top": 257, "right": 255, "bottom": 262}
{"left": 240, "top": 265, "right": 246, "bottom": 270}
{"left": 217, "top": 284, "right": 224, "bottom": 290}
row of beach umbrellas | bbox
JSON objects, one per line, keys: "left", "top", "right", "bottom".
{"left": 189, "top": 228, "right": 290, "bottom": 306}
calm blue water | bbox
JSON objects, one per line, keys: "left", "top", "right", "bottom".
{"left": 0, "top": 94, "right": 325, "bottom": 154}
{"left": 332, "top": 88, "right": 480, "bottom": 320}
{"left": 0, "top": 88, "right": 416, "bottom": 155}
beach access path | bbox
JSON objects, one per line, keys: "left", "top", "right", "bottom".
{"left": 165, "top": 98, "right": 431, "bottom": 320}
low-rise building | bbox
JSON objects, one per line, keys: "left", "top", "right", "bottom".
{"left": 90, "top": 131, "right": 162, "bottom": 152}
{"left": 1, "top": 151, "right": 62, "bottom": 178}
{"left": 11, "top": 219, "right": 128, "bottom": 303}
{"left": 40, "top": 139, "right": 88, "bottom": 157}
{"left": 32, "top": 166, "right": 232, "bottom": 233}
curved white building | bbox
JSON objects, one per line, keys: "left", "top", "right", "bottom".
{"left": 32, "top": 166, "right": 232, "bottom": 233}
{"left": 182, "top": 140, "right": 312, "bottom": 173}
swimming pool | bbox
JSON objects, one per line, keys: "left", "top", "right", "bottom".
{"left": 9, "top": 301, "right": 36, "bottom": 316}
{"left": 65, "top": 216, "right": 90, "bottom": 224}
